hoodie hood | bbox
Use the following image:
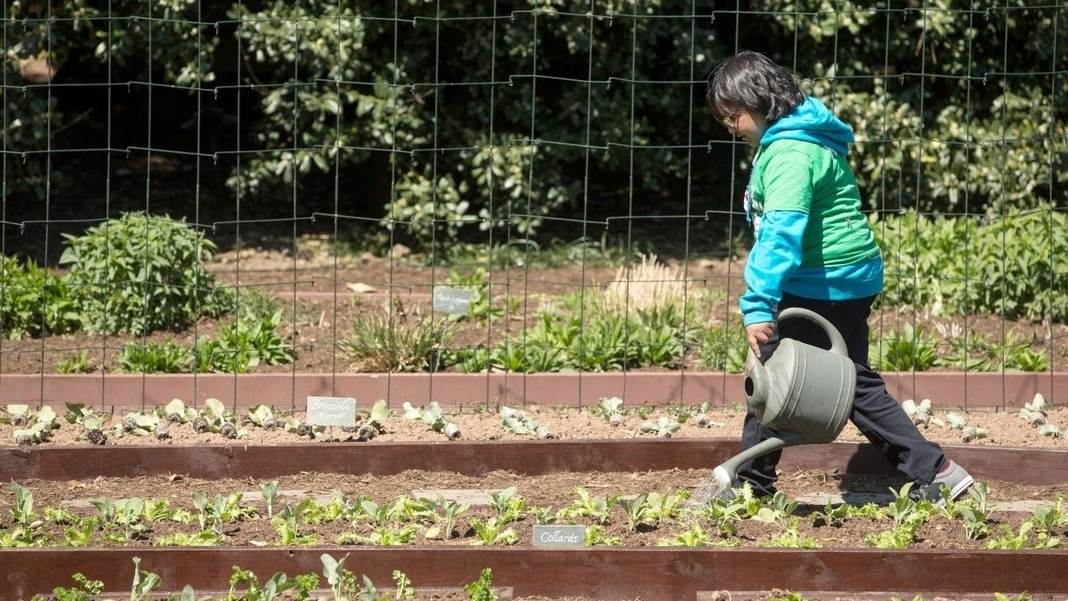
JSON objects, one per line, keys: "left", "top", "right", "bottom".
{"left": 760, "top": 97, "right": 854, "bottom": 155}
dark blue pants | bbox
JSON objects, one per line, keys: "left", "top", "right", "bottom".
{"left": 734, "top": 292, "right": 947, "bottom": 495}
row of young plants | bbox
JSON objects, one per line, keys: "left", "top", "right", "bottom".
{"left": 7, "top": 393, "right": 1059, "bottom": 447}
{"left": 0, "top": 394, "right": 725, "bottom": 446}
{"left": 4, "top": 473, "right": 1068, "bottom": 552}
{"left": 41, "top": 554, "right": 503, "bottom": 601}
{"left": 4, "top": 213, "right": 1063, "bottom": 376}
{"left": 36, "top": 555, "right": 1043, "bottom": 601}
{"left": 902, "top": 393, "right": 1064, "bottom": 442}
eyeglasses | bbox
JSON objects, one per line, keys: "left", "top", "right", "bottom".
{"left": 719, "top": 109, "right": 741, "bottom": 129}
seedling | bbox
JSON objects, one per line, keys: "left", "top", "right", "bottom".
{"left": 114, "top": 411, "right": 163, "bottom": 439}
{"left": 594, "top": 396, "right": 626, "bottom": 426}
{"left": 616, "top": 493, "right": 650, "bottom": 531}
{"left": 11, "top": 404, "right": 59, "bottom": 446}
{"left": 392, "top": 570, "right": 417, "bottom": 600}
{"left": 8, "top": 481, "right": 38, "bottom": 527}
{"left": 469, "top": 516, "right": 517, "bottom": 545}
{"left": 48, "top": 573, "right": 105, "bottom": 601}
{"left": 690, "top": 402, "right": 725, "bottom": 428}
{"left": 196, "top": 397, "right": 243, "bottom": 439}
{"left": 159, "top": 398, "right": 198, "bottom": 425}
{"left": 942, "top": 411, "right": 988, "bottom": 442}
{"left": 1019, "top": 393, "right": 1048, "bottom": 426}
{"left": 355, "top": 399, "right": 390, "bottom": 441}
{"left": 247, "top": 404, "right": 279, "bottom": 430}
{"left": 901, "top": 398, "right": 934, "bottom": 428}
{"left": 81, "top": 415, "right": 108, "bottom": 446}
{"left": 760, "top": 516, "right": 820, "bottom": 548}
{"left": 415, "top": 494, "right": 470, "bottom": 540}
{"left": 129, "top": 557, "right": 162, "bottom": 601}
{"left": 1039, "top": 423, "right": 1062, "bottom": 438}
{"left": 463, "top": 567, "right": 499, "bottom": 601}
{"left": 644, "top": 491, "right": 687, "bottom": 524}
{"left": 262, "top": 481, "right": 280, "bottom": 518}
{"left": 499, "top": 406, "right": 553, "bottom": 439}
{"left": 273, "top": 499, "right": 319, "bottom": 545}
{"left": 321, "top": 554, "right": 356, "bottom": 601}
{"left": 639, "top": 415, "right": 681, "bottom": 438}
{"left": 560, "top": 486, "right": 618, "bottom": 525}
{"left": 961, "top": 425, "right": 989, "bottom": 442}
{"left": 657, "top": 523, "right": 716, "bottom": 547}
{"left": 488, "top": 486, "right": 525, "bottom": 524}
{"left": 402, "top": 401, "right": 460, "bottom": 440}
{"left": 1, "top": 403, "right": 33, "bottom": 427}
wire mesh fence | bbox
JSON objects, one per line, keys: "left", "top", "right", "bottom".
{"left": 2, "top": 2, "right": 1066, "bottom": 411}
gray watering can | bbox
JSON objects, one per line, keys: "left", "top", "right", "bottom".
{"left": 709, "top": 307, "right": 857, "bottom": 491}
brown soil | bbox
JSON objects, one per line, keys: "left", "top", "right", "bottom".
{"left": 5, "top": 405, "right": 1068, "bottom": 544}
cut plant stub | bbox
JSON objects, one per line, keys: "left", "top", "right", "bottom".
{"left": 442, "top": 422, "right": 461, "bottom": 440}
{"left": 356, "top": 423, "right": 377, "bottom": 441}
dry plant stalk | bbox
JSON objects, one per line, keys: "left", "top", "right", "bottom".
{"left": 603, "top": 254, "right": 690, "bottom": 314}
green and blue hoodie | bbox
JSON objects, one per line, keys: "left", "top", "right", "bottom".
{"left": 740, "top": 96, "right": 883, "bottom": 326}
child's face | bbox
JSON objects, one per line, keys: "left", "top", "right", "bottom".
{"left": 719, "top": 109, "right": 766, "bottom": 148}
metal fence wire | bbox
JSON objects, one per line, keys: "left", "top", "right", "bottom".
{"left": 1, "top": 2, "right": 1065, "bottom": 411}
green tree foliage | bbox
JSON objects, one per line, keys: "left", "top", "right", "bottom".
{"left": 3, "top": 1, "right": 1066, "bottom": 252}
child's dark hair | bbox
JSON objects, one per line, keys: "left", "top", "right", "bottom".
{"left": 706, "top": 51, "right": 806, "bottom": 124}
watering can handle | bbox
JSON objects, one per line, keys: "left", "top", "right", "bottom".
{"left": 777, "top": 307, "right": 850, "bottom": 358}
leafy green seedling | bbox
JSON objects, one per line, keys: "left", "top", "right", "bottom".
{"left": 417, "top": 495, "right": 470, "bottom": 540}
{"left": 403, "top": 401, "right": 460, "bottom": 439}
{"left": 463, "top": 567, "right": 499, "bottom": 601}
{"left": 488, "top": 486, "right": 525, "bottom": 524}
{"left": 901, "top": 398, "right": 934, "bottom": 427}
{"left": 639, "top": 416, "right": 681, "bottom": 438}
{"left": 356, "top": 399, "right": 391, "bottom": 441}
{"left": 1019, "top": 393, "right": 1048, "bottom": 426}
{"left": 262, "top": 481, "right": 280, "bottom": 518}
{"left": 595, "top": 396, "right": 626, "bottom": 426}
{"left": 247, "top": 404, "right": 279, "bottom": 430}
{"left": 160, "top": 398, "right": 198, "bottom": 425}
{"left": 616, "top": 493, "right": 650, "bottom": 532}
{"left": 392, "top": 570, "right": 417, "bottom": 600}
{"left": 469, "top": 516, "right": 518, "bottom": 546}
{"left": 499, "top": 406, "right": 552, "bottom": 438}
{"left": 129, "top": 557, "right": 162, "bottom": 601}
{"left": 11, "top": 404, "right": 58, "bottom": 445}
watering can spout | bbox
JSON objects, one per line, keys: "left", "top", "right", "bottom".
{"left": 711, "top": 431, "right": 807, "bottom": 490}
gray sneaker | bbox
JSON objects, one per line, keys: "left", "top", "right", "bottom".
{"left": 912, "top": 460, "right": 974, "bottom": 506}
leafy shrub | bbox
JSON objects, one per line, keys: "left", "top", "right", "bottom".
{"left": 194, "top": 310, "right": 292, "bottom": 374}
{"left": 0, "top": 256, "right": 80, "bottom": 339}
{"left": 875, "top": 202, "right": 1068, "bottom": 322}
{"left": 59, "top": 212, "right": 234, "bottom": 336}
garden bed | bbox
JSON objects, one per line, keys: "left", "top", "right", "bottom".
{"left": 3, "top": 430, "right": 1068, "bottom": 599}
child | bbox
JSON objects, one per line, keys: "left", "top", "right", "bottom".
{"left": 706, "top": 50, "right": 973, "bottom": 504}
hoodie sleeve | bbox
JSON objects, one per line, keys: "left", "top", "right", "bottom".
{"left": 739, "top": 210, "right": 808, "bottom": 325}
